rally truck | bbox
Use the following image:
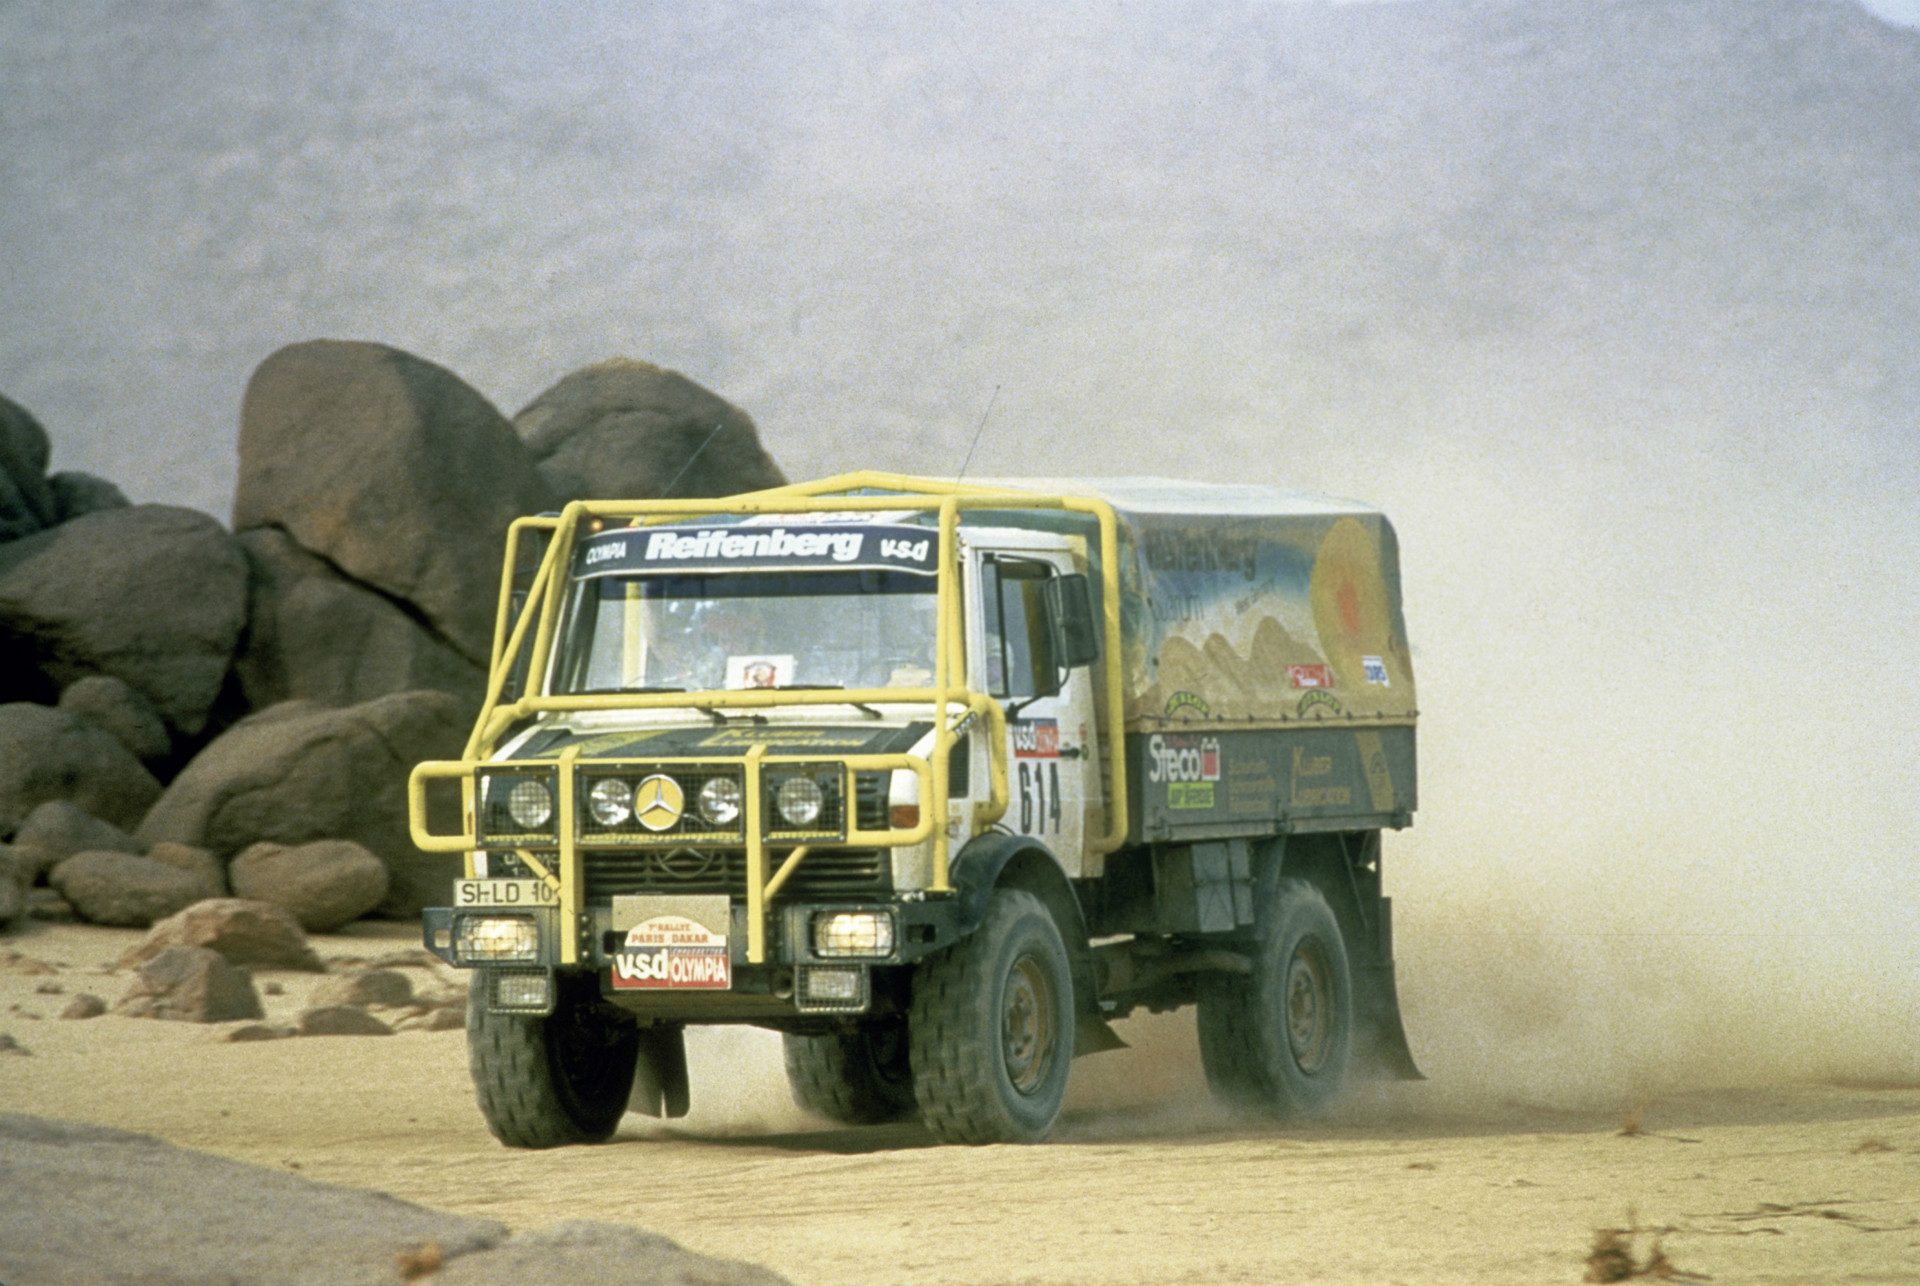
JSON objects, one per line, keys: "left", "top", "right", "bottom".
{"left": 410, "top": 472, "right": 1421, "bottom": 1146}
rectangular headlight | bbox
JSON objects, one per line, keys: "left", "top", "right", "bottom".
{"left": 799, "top": 965, "right": 865, "bottom": 1003}
{"left": 811, "top": 910, "right": 895, "bottom": 959}
{"left": 457, "top": 915, "right": 539, "bottom": 963}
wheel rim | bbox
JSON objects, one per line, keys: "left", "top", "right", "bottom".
{"left": 1285, "top": 940, "right": 1333, "bottom": 1074}
{"left": 1001, "top": 952, "right": 1057, "bottom": 1096}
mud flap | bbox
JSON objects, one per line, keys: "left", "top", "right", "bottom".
{"left": 630, "top": 1022, "right": 691, "bottom": 1117}
{"left": 1353, "top": 959, "right": 1423, "bottom": 1080}
{"left": 1074, "top": 1011, "right": 1130, "bottom": 1056}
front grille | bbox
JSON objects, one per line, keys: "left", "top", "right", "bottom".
{"left": 854, "top": 772, "right": 888, "bottom": 830}
{"left": 582, "top": 847, "right": 891, "bottom": 903}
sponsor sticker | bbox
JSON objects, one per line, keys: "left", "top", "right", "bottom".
{"left": 724, "top": 654, "right": 796, "bottom": 689}
{"left": 1164, "top": 690, "right": 1211, "bottom": 719}
{"left": 1169, "top": 781, "right": 1216, "bottom": 810}
{"left": 1012, "top": 719, "right": 1060, "bottom": 759}
{"left": 1287, "top": 664, "right": 1334, "bottom": 689}
{"left": 572, "top": 522, "right": 940, "bottom": 577}
{"left": 453, "top": 878, "right": 558, "bottom": 908}
{"left": 1297, "top": 690, "right": 1342, "bottom": 717}
{"left": 1362, "top": 655, "right": 1390, "bottom": 686}
{"left": 610, "top": 915, "right": 731, "bottom": 990}
{"left": 1146, "top": 734, "right": 1222, "bottom": 786}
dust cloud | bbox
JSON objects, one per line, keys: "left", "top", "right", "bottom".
{"left": 4, "top": 1, "right": 1916, "bottom": 1129}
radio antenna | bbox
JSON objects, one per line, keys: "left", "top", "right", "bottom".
{"left": 955, "top": 383, "right": 1001, "bottom": 482}
{"left": 659, "top": 421, "right": 728, "bottom": 499}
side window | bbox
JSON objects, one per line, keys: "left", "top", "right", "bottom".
{"left": 983, "top": 557, "right": 1058, "bottom": 699}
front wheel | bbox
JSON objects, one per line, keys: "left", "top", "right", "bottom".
{"left": 467, "top": 970, "right": 640, "bottom": 1148}
{"left": 782, "top": 1019, "right": 917, "bottom": 1125}
{"left": 910, "top": 888, "right": 1074, "bottom": 1144}
{"left": 1196, "top": 877, "right": 1352, "bottom": 1116}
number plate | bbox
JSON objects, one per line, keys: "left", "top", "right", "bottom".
{"left": 453, "top": 878, "right": 558, "bottom": 908}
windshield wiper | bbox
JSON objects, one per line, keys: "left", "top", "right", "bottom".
{"left": 772, "top": 684, "right": 883, "bottom": 719}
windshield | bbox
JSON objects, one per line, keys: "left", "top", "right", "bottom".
{"left": 555, "top": 570, "right": 939, "bottom": 695}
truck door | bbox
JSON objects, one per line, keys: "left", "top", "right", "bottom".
{"left": 970, "top": 548, "right": 1100, "bottom": 873}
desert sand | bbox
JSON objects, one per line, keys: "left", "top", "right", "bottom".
{"left": 2, "top": 917, "right": 1916, "bottom": 1284}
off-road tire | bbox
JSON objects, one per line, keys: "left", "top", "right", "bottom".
{"left": 467, "top": 971, "right": 640, "bottom": 1148}
{"left": 909, "top": 888, "right": 1074, "bottom": 1144}
{"left": 1195, "top": 877, "right": 1352, "bottom": 1116}
{"left": 782, "top": 1020, "right": 918, "bottom": 1125}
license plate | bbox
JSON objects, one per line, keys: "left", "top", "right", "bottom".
{"left": 453, "top": 878, "right": 558, "bottom": 908}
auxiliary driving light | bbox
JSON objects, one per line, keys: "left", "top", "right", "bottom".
{"left": 489, "top": 971, "right": 551, "bottom": 1011}
{"left": 811, "top": 910, "right": 895, "bottom": 958}
{"left": 456, "top": 915, "right": 540, "bottom": 963}
{"left": 587, "top": 777, "right": 633, "bottom": 826}
{"left": 774, "top": 775, "right": 825, "bottom": 827}
{"left": 505, "top": 779, "right": 553, "bottom": 830}
{"left": 798, "top": 965, "right": 866, "bottom": 1005}
{"left": 698, "top": 776, "right": 743, "bottom": 826}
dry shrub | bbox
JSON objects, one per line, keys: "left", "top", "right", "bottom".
{"left": 397, "top": 1239, "right": 443, "bottom": 1280}
{"left": 1584, "top": 1215, "right": 1708, "bottom": 1282}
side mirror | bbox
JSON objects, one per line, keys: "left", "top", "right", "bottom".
{"left": 1043, "top": 574, "right": 1100, "bottom": 670}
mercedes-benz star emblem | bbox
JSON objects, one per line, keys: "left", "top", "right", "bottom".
{"left": 633, "top": 774, "right": 684, "bottom": 831}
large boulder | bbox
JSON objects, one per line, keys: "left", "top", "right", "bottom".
{"left": 0, "top": 505, "right": 249, "bottom": 736}
{"left": 0, "top": 394, "right": 57, "bottom": 542}
{"left": 118, "top": 898, "right": 324, "bottom": 972}
{"left": 232, "top": 527, "right": 485, "bottom": 715}
{"left": 229, "top": 839, "right": 388, "bottom": 932}
{"left": 48, "top": 850, "right": 222, "bottom": 927}
{"left": 46, "top": 471, "right": 129, "bottom": 523}
{"left": 132, "top": 691, "right": 467, "bottom": 917}
{"left": 8, "top": 799, "right": 141, "bottom": 883}
{"left": 58, "top": 675, "right": 171, "bottom": 768}
{"left": 514, "top": 358, "right": 787, "bottom": 504}
{"left": 232, "top": 340, "right": 554, "bottom": 666}
{"left": 114, "top": 945, "right": 264, "bottom": 1022}
{"left": 0, "top": 703, "right": 162, "bottom": 833}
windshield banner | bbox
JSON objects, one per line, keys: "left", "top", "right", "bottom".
{"left": 574, "top": 523, "right": 938, "bottom": 577}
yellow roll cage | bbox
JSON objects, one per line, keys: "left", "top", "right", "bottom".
{"left": 407, "top": 472, "right": 1128, "bottom": 964}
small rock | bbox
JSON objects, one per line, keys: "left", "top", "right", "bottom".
{"left": 218, "top": 1022, "right": 297, "bottom": 1042}
{"left": 297, "top": 1005, "right": 393, "bottom": 1037}
{"left": 116, "top": 946, "right": 264, "bottom": 1023}
{"left": 312, "top": 968, "right": 412, "bottom": 1009}
{"left": 0, "top": 949, "right": 57, "bottom": 976}
{"left": 34, "top": 981, "right": 64, "bottom": 995}
{"left": 0, "top": 850, "right": 24, "bottom": 926}
{"left": 229, "top": 839, "right": 388, "bottom": 932}
{"left": 144, "top": 841, "right": 226, "bottom": 896}
{"left": 118, "top": 898, "right": 323, "bottom": 972}
{"left": 50, "top": 850, "right": 222, "bottom": 927}
{"left": 394, "top": 1006, "right": 465, "bottom": 1033}
{"left": 262, "top": 980, "right": 285, "bottom": 996}
{"left": 0, "top": 1033, "right": 31, "bottom": 1056}
{"left": 25, "top": 887, "right": 74, "bottom": 922}
{"left": 59, "top": 994, "right": 106, "bottom": 1020}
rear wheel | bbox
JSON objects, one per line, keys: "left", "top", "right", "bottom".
{"left": 910, "top": 888, "right": 1074, "bottom": 1143}
{"left": 782, "top": 1019, "right": 917, "bottom": 1125}
{"left": 467, "top": 971, "right": 639, "bottom": 1148}
{"left": 1196, "top": 877, "right": 1352, "bottom": 1116}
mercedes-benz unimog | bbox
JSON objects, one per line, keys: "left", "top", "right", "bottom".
{"left": 411, "top": 472, "right": 1421, "bottom": 1145}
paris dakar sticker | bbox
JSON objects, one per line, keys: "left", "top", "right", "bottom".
{"left": 611, "top": 915, "right": 731, "bottom": 990}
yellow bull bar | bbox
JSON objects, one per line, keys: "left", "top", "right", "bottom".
{"left": 410, "top": 745, "right": 953, "bottom": 964}
{"left": 405, "top": 471, "right": 1130, "bottom": 966}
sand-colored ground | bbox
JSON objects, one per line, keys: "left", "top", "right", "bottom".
{"left": 2, "top": 918, "right": 1916, "bottom": 1285}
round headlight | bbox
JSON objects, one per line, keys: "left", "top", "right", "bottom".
{"left": 698, "top": 776, "right": 742, "bottom": 826}
{"left": 506, "top": 779, "right": 553, "bottom": 829}
{"left": 588, "top": 778, "right": 632, "bottom": 826}
{"left": 775, "top": 775, "right": 825, "bottom": 827}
